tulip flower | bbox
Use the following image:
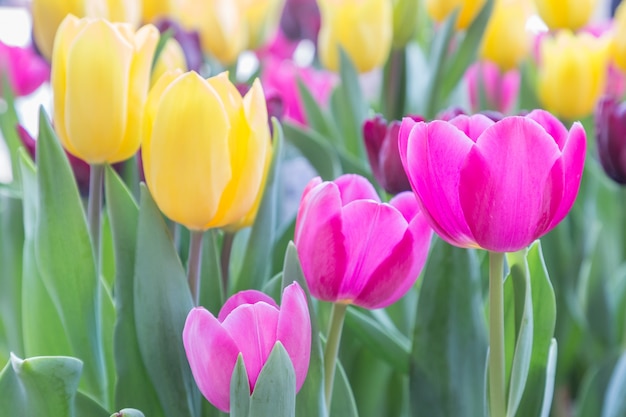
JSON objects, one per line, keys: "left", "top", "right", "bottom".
{"left": 294, "top": 174, "right": 432, "bottom": 309}
{"left": 151, "top": 38, "right": 187, "bottom": 87}
{"left": 612, "top": 2, "right": 626, "bottom": 74}
{"left": 183, "top": 282, "right": 311, "bottom": 413}
{"left": 142, "top": 0, "right": 177, "bottom": 23}
{"left": 425, "top": 0, "right": 486, "bottom": 30}
{"left": 398, "top": 110, "right": 586, "bottom": 252}
{"left": 466, "top": 61, "right": 520, "bottom": 114}
{"left": 537, "top": 30, "right": 610, "bottom": 120}
{"left": 595, "top": 96, "right": 626, "bottom": 184}
{"left": 479, "top": 0, "right": 531, "bottom": 71}
{"left": 317, "top": 0, "right": 393, "bottom": 73}
{"left": 51, "top": 15, "right": 158, "bottom": 164}
{"left": 239, "top": 0, "right": 285, "bottom": 50}
{"left": 280, "top": 0, "right": 321, "bottom": 42}
{"left": 142, "top": 70, "right": 272, "bottom": 231}
{"left": 534, "top": 0, "right": 596, "bottom": 31}
{"left": 0, "top": 41, "right": 49, "bottom": 97}
{"left": 363, "top": 114, "right": 421, "bottom": 194}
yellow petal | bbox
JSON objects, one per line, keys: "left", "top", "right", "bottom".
{"left": 534, "top": 0, "right": 596, "bottom": 31}
{"left": 32, "top": 0, "right": 86, "bottom": 60}
{"left": 425, "top": 0, "right": 486, "bottom": 30}
{"left": 480, "top": 0, "right": 531, "bottom": 70}
{"left": 147, "top": 72, "right": 231, "bottom": 230}
{"left": 151, "top": 37, "right": 188, "bottom": 88}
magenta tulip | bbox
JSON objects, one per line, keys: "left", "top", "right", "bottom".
{"left": 183, "top": 282, "right": 311, "bottom": 413}
{"left": 0, "top": 41, "right": 49, "bottom": 97}
{"left": 399, "top": 110, "right": 586, "bottom": 252}
{"left": 466, "top": 60, "right": 520, "bottom": 115}
{"left": 294, "top": 174, "right": 432, "bottom": 309}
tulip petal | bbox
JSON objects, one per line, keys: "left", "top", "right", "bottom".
{"left": 388, "top": 191, "right": 420, "bottom": 223}
{"left": 399, "top": 120, "right": 477, "bottom": 247}
{"left": 218, "top": 290, "right": 278, "bottom": 322}
{"left": 183, "top": 307, "right": 239, "bottom": 413}
{"left": 222, "top": 303, "right": 279, "bottom": 390}
{"left": 65, "top": 19, "right": 134, "bottom": 163}
{"left": 448, "top": 114, "right": 495, "bottom": 141}
{"left": 459, "top": 117, "right": 561, "bottom": 251}
{"left": 334, "top": 173, "right": 380, "bottom": 204}
{"left": 294, "top": 182, "right": 347, "bottom": 302}
{"left": 525, "top": 109, "right": 569, "bottom": 150}
{"left": 276, "top": 283, "right": 311, "bottom": 391}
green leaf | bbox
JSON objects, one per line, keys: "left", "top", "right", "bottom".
{"left": 603, "top": 350, "right": 626, "bottom": 417}
{"left": 0, "top": 354, "right": 82, "bottom": 417}
{"left": 199, "top": 229, "right": 224, "bottom": 314}
{"left": 283, "top": 121, "right": 341, "bottom": 181}
{"left": 409, "top": 239, "right": 487, "bottom": 417}
{"left": 230, "top": 355, "right": 251, "bottom": 417}
{"left": 134, "top": 185, "right": 199, "bottom": 417}
{"left": 0, "top": 74, "right": 22, "bottom": 181}
{"left": 539, "top": 339, "right": 557, "bottom": 417}
{"left": 234, "top": 119, "right": 284, "bottom": 292}
{"left": 34, "top": 109, "right": 107, "bottom": 402}
{"left": 104, "top": 167, "right": 165, "bottom": 417}
{"left": 297, "top": 78, "right": 341, "bottom": 142}
{"left": 249, "top": 342, "right": 296, "bottom": 417}
{"left": 76, "top": 391, "right": 110, "bottom": 417}
{"left": 576, "top": 354, "right": 620, "bottom": 417}
{"left": 330, "top": 361, "right": 359, "bottom": 417}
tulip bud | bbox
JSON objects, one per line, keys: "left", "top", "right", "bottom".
{"left": 280, "top": 0, "right": 321, "bottom": 42}
{"left": 51, "top": 15, "right": 159, "bottom": 164}
{"left": 533, "top": 0, "right": 597, "bottom": 31}
{"left": 466, "top": 61, "right": 520, "bottom": 114}
{"left": 363, "top": 115, "right": 421, "bottom": 194}
{"left": 595, "top": 96, "right": 626, "bottom": 184}
{"left": 183, "top": 282, "right": 311, "bottom": 413}
{"left": 0, "top": 41, "right": 49, "bottom": 97}
{"left": 141, "top": 0, "right": 178, "bottom": 23}
{"left": 317, "top": 0, "right": 393, "bottom": 73}
{"left": 425, "top": 0, "right": 486, "bottom": 30}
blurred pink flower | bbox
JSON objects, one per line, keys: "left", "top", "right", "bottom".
{"left": 255, "top": 30, "right": 300, "bottom": 61}
{"left": 0, "top": 41, "right": 49, "bottom": 96}
{"left": 466, "top": 61, "right": 520, "bottom": 114}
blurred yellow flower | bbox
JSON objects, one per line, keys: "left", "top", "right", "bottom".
{"left": 51, "top": 15, "right": 158, "bottom": 164}
{"left": 391, "top": 0, "right": 420, "bottom": 48}
{"left": 612, "top": 2, "right": 626, "bottom": 73}
{"left": 425, "top": 0, "right": 486, "bottom": 30}
{"left": 141, "top": 0, "right": 178, "bottom": 22}
{"left": 537, "top": 30, "right": 610, "bottom": 120}
{"left": 239, "top": 0, "right": 285, "bottom": 50}
{"left": 318, "top": 0, "right": 393, "bottom": 73}
{"left": 151, "top": 38, "right": 188, "bottom": 87}
{"left": 533, "top": 0, "right": 596, "bottom": 31}
{"left": 480, "top": 0, "right": 532, "bottom": 70}
{"left": 142, "top": 71, "right": 272, "bottom": 231}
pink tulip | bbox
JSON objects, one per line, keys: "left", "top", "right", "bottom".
{"left": 183, "top": 282, "right": 311, "bottom": 413}
{"left": 398, "top": 110, "right": 586, "bottom": 252}
{"left": 0, "top": 41, "right": 49, "bottom": 97}
{"left": 294, "top": 174, "right": 432, "bottom": 309}
{"left": 466, "top": 60, "right": 520, "bottom": 114}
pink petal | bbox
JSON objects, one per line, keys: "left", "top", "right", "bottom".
{"left": 399, "top": 120, "right": 477, "bottom": 247}
{"left": 449, "top": 114, "right": 495, "bottom": 141}
{"left": 276, "top": 282, "right": 311, "bottom": 391}
{"left": 218, "top": 290, "right": 278, "bottom": 322}
{"left": 222, "top": 303, "right": 280, "bottom": 391}
{"left": 294, "top": 181, "right": 347, "bottom": 302}
{"left": 388, "top": 191, "right": 420, "bottom": 222}
{"left": 334, "top": 174, "right": 380, "bottom": 204}
{"left": 459, "top": 117, "right": 561, "bottom": 252}
{"left": 183, "top": 307, "right": 240, "bottom": 413}
{"left": 525, "top": 109, "right": 569, "bottom": 150}
{"left": 500, "top": 70, "right": 520, "bottom": 114}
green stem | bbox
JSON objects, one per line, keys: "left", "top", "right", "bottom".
{"left": 87, "top": 163, "right": 104, "bottom": 272}
{"left": 323, "top": 302, "right": 348, "bottom": 412}
{"left": 187, "top": 230, "right": 204, "bottom": 306}
{"left": 220, "top": 232, "right": 235, "bottom": 300}
{"left": 489, "top": 251, "right": 506, "bottom": 417}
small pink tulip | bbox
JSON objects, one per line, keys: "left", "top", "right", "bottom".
{"left": 0, "top": 41, "right": 49, "bottom": 97}
{"left": 399, "top": 110, "right": 586, "bottom": 252}
{"left": 183, "top": 282, "right": 311, "bottom": 413}
{"left": 294, "top": 174, "right": 432, "bottom": 309}
{"left": 466, "top": 60, "right": 520, "bottom": 115}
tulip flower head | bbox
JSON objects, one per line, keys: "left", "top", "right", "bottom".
{"left": 533, "top": 0, "right": 597, "bottom": 31}
{"left": 183, "top": 282, "right": 311, "bottom": 412}
{"left": 295, "top": 174, "right": 432, "bottom": 309}
{"left": 0, "top": 42, "right": 49, "bottom": 97}
{"left": 399, "top": 111, "right": 586, "bottom": 253}
{"left": 142, "top": 70, "right": 272, "bottom": 231}
{"left": 51, "top": 15, "right": 159, "bottom": 164}
{"left": 595, "top": 96, "right": 626, "bottom": 185}
{"left": 425, "top": 0, "right": 486, "bottom": 30}
{"left": 466, "top": 61, "right": 520, "bottom": 115}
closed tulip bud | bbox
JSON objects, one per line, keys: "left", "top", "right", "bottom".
{"left": 142, "top": 71, "right": 272, "bottom": 231}
{"left": 151, "top": 38, "right": 187, "bottom": 87}
{"left": 533, "top": 0, "right": 596, "bottom": 31}
{"left": 595, "top": 96, "right": 626, "bottom": 184}
{"left": 51, "top": 15, "right": 158, "bottom": 164}
{"left": 363, "top": 114, "right": 421, "bottom": 194}
{"left": 0, "top": 41, "right": 49, "bottom": 97}
{"left": 317, "top": 0, "right": 393, "bottom": 73}
{"left": 399, "top": 110, "right": 586, "bottom": 252}
{"left": 425, "top": 0, "right": 486, "bottom": 30}
{"left": 612, "top": 2, "right": 626, "bottom": 74}
{"left": 183, "top": 282, "right": 311, "bottom": 413}
{"left": 295, "top": 174, "right": 433, "bottom": 309}
{"left": 480, "top": 0, "right": 531, "bottom": 71}
{"left": 280, "top": 0, "right": 321, "bottom": 42}
{"left": 466, "top": 61, "right": 520, "bottom": 114}
{"left": 537, "top": 30, "right": 610, "bottom": 120}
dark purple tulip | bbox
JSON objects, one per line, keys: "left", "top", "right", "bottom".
{"left": 280, "top": 0, "right": 321, "bottom": 42}
{"left": 595, "top": 95, "right": 626, "bottom": 184}
{"left": 154, "top": 19, "right": 203, "bottom": 72}
{"left": 363, "top": 114, "right": 423, "bottom": 194}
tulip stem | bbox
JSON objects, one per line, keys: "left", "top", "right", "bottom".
{"left": 220, "top": 232, "right": 235, "bottom": 299}
{"left": 88, "top": 163, "right": 104, "bottom": 272}
{"left": 488, "top": 251, "right": 506, "bottom": 417}
{"left": 323, "top": 302, "right": 348, "bottom": 412}
{"left": 187, "top": 230, "right": 204, "bottom": 306}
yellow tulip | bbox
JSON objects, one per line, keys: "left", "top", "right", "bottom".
{"left": 151, "top": 38, "right": 188, "bottom": 87}
{"left": 142, "top": 71, "right": 272, "bottom": 231}
{"left": 537, "top": 30, "right": 610, "bottom": 120}
{"left": 51, "top": 15, "right": 158, "bottom": 164}
{"left": 239, "top": 0, "right": 285, "bottom": 50}
{"left": 480, "top": 0, "right": 531, "bottom": 71}
{"left": 142, "top": 0, "right": 178, "bottom": 22}
{"left": 533, "top": 0, "right": 596, "bottom": 31}
{"left": 612, "top": 2, "right": 626, "bottom": 73}
{"left": 425, "top": 0, "right": 486, "bottom": 30}
{"left": 318, "top": 0, "right": 393, "bottom": 73}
